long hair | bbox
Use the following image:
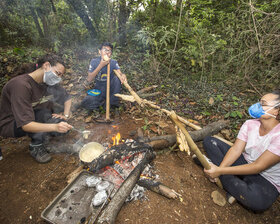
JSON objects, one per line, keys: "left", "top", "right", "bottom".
{"left": 12, "top": 54, "right": 65, "bottom": 77}
{"left": 272, "top": 89, "right": 280, "bottom": 120}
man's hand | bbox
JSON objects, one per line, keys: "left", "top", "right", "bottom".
{"left": 120, "top": 74, "right": 127, "bottom": 84}
{"left": 83, "top": 79, "right": 91, "bottom": 90}
{"left": 55, "top": 122, "right": 73, "bottom": 133}
{"left": 99, "top": 57, "right": 110, "bottom": 68}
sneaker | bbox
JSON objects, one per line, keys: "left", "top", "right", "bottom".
{"left": 226, "top": 193, "right": 236, "bottom": 204}
{"left": 29, "top": 144, "right": 52, "bottom": 163}
{"left": 192, "top": 154, "right": 212, "bottom": 167}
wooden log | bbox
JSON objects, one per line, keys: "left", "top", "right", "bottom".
{"left": 113, "top": 70, "right": 144, "bottom": 107}
{"left": 96, "top": 151, "right": 155, "bottom": 224}
{"left": 169, "top": 111, "right": 223, "bottom": 189}
{"left": 66, "top": 165, "right": 83, "bottom": 184}
{"left": 138, "top": 178, "right": 180, "bottom": 199}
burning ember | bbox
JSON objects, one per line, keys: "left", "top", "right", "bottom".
{"left": 112, "top": 133, "right": 121, "bottom": 146}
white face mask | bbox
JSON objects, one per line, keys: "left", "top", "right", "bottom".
{"left": 43, "top": 66, "right": 61, "bottom": 86}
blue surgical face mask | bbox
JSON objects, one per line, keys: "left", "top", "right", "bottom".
{"left": 248, "top": 102, "right": 280, "bottom": 119}
{"left": 43, "top": 67, "right": 61, "bottom": 86}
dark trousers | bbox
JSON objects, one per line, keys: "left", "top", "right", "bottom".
{"left": 203, "top": 136, "right": 279, "bottom": 212}
{"left": 81, "top": 76, "right": 121, "bottom": 110}
{"left": 14, "top": 108, "right": 65, "bottom": 145}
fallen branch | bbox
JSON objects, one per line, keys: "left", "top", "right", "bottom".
{"left": 137, "top": 85, "right": 158, "bottom": 94}
{"left": 169, "top": 111, "right": 223, "bottom": 189}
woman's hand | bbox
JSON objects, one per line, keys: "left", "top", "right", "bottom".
{"left": 204, "top": 163, "right": 221, "bottom": 179}
{"left": 55, "top": 122, "right": 73, "bottom": 133}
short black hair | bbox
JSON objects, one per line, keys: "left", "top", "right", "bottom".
{"left": 37, "top": 54, "right": 65, "bottom": 68}
{"left": 99, "top": 42, "right": 113, "bottom": 51}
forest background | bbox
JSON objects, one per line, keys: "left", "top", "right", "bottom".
{"left": 1, "top": 0, "right": 280, "bottom": 135}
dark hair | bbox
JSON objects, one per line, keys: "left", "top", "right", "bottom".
{"left": 13, "top": 54, "right": 65, "bottom": 77}
{"left": 272, "top": 89, "right": 280, "bottom": 120}
{"left": 99, "top": 42, "right": 113, "bottom": 51}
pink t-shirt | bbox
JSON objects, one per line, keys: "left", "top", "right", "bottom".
{"left": 237, "top": 119, "right": 280, "bottom": 192}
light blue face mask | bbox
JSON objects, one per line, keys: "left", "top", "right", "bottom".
{"left": 43, "top": 66, "right": 62, "bottom": 86}
{"left": 248, "top": 102, "right": 280, "bottom": 119}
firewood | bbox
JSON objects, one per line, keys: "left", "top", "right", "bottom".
{"left": 66, "top": 165, "right": 83, "bottom": 184}
{"left": 169, "top": 111, "right": 223, "bottom": 189}
{"left": 138, "top": 179, "right": 181, "bottom": 199}
{"left": 143, "top": 120, "right": 229, "bottom": 150}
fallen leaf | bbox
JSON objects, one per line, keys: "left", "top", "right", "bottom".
{"left": 209, "top": 97, "right": 214, "bottom": 105}
{"left": 85, "top": 116, "right": 92, "bottom": 123}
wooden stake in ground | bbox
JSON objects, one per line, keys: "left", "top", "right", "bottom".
{"left": 169, "top": 111, "right": 223, "bottom": 189}
{"left": 106, "top": 57, "right": 110, "bottom": 121}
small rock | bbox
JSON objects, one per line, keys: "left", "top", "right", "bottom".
{"left": 211, "top": 190, "right": 226, "bottom": 206}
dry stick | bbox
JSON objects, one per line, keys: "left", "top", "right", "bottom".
{"left": 136, "top": 85, "right": 158, "bottom": 94}
{"left": 169, "top": 111, "right": 223, "bottom": 189}
{"left": 113, "top": 70, "right": 144, "bottom": 107}
{"left": 106, "top": 63, "right": 111, "bottom": 120}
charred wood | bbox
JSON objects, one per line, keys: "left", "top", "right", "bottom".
{"left": 96, "top": 150, "right": 155, "bottom": 224}
{"left": 88, "top": 142, "right": 154, "bottom": 173}
{"left": 138, "top": 179, "right": 180, "bottom": 199}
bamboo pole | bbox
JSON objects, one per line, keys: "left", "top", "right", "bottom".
{"left": 113, "top": 70, "right": 144, "bottom": 107}
{"left": 106, "top": 62, "right": 110, "bottom": 121}
{"left": 170, "top": 111, "right": 223, "bottom": 189}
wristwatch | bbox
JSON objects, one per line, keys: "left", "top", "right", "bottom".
{"left": 64, "top": 114, "right": 69, "bottom": 118}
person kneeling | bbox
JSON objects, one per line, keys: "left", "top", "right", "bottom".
{"left": 0, "top": 54, "right": 73, "bottom": 163}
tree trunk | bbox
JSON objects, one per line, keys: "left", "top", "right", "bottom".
{"left": 29, "top": 7, "right": 44, "bottom": 38}
{"left": 66, "top": 0, "right": 97, "bottom": 39}
{"left": 118, "top": 0, "right": 130, "bottom": 46}
{"left": 49, "top": 0, "right": 56, "bottom": 13}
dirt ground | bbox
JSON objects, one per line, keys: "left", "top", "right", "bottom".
{"left": 0, "top": 110, "right": 280, "bottom": 224}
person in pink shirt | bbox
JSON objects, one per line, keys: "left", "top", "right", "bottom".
{"left": 203, "top": 89, "right": 280, "bottom": 212}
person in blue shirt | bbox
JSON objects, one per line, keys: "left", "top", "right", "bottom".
{"left": 81, "top": 42, "right": 127, "bottom": 111}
